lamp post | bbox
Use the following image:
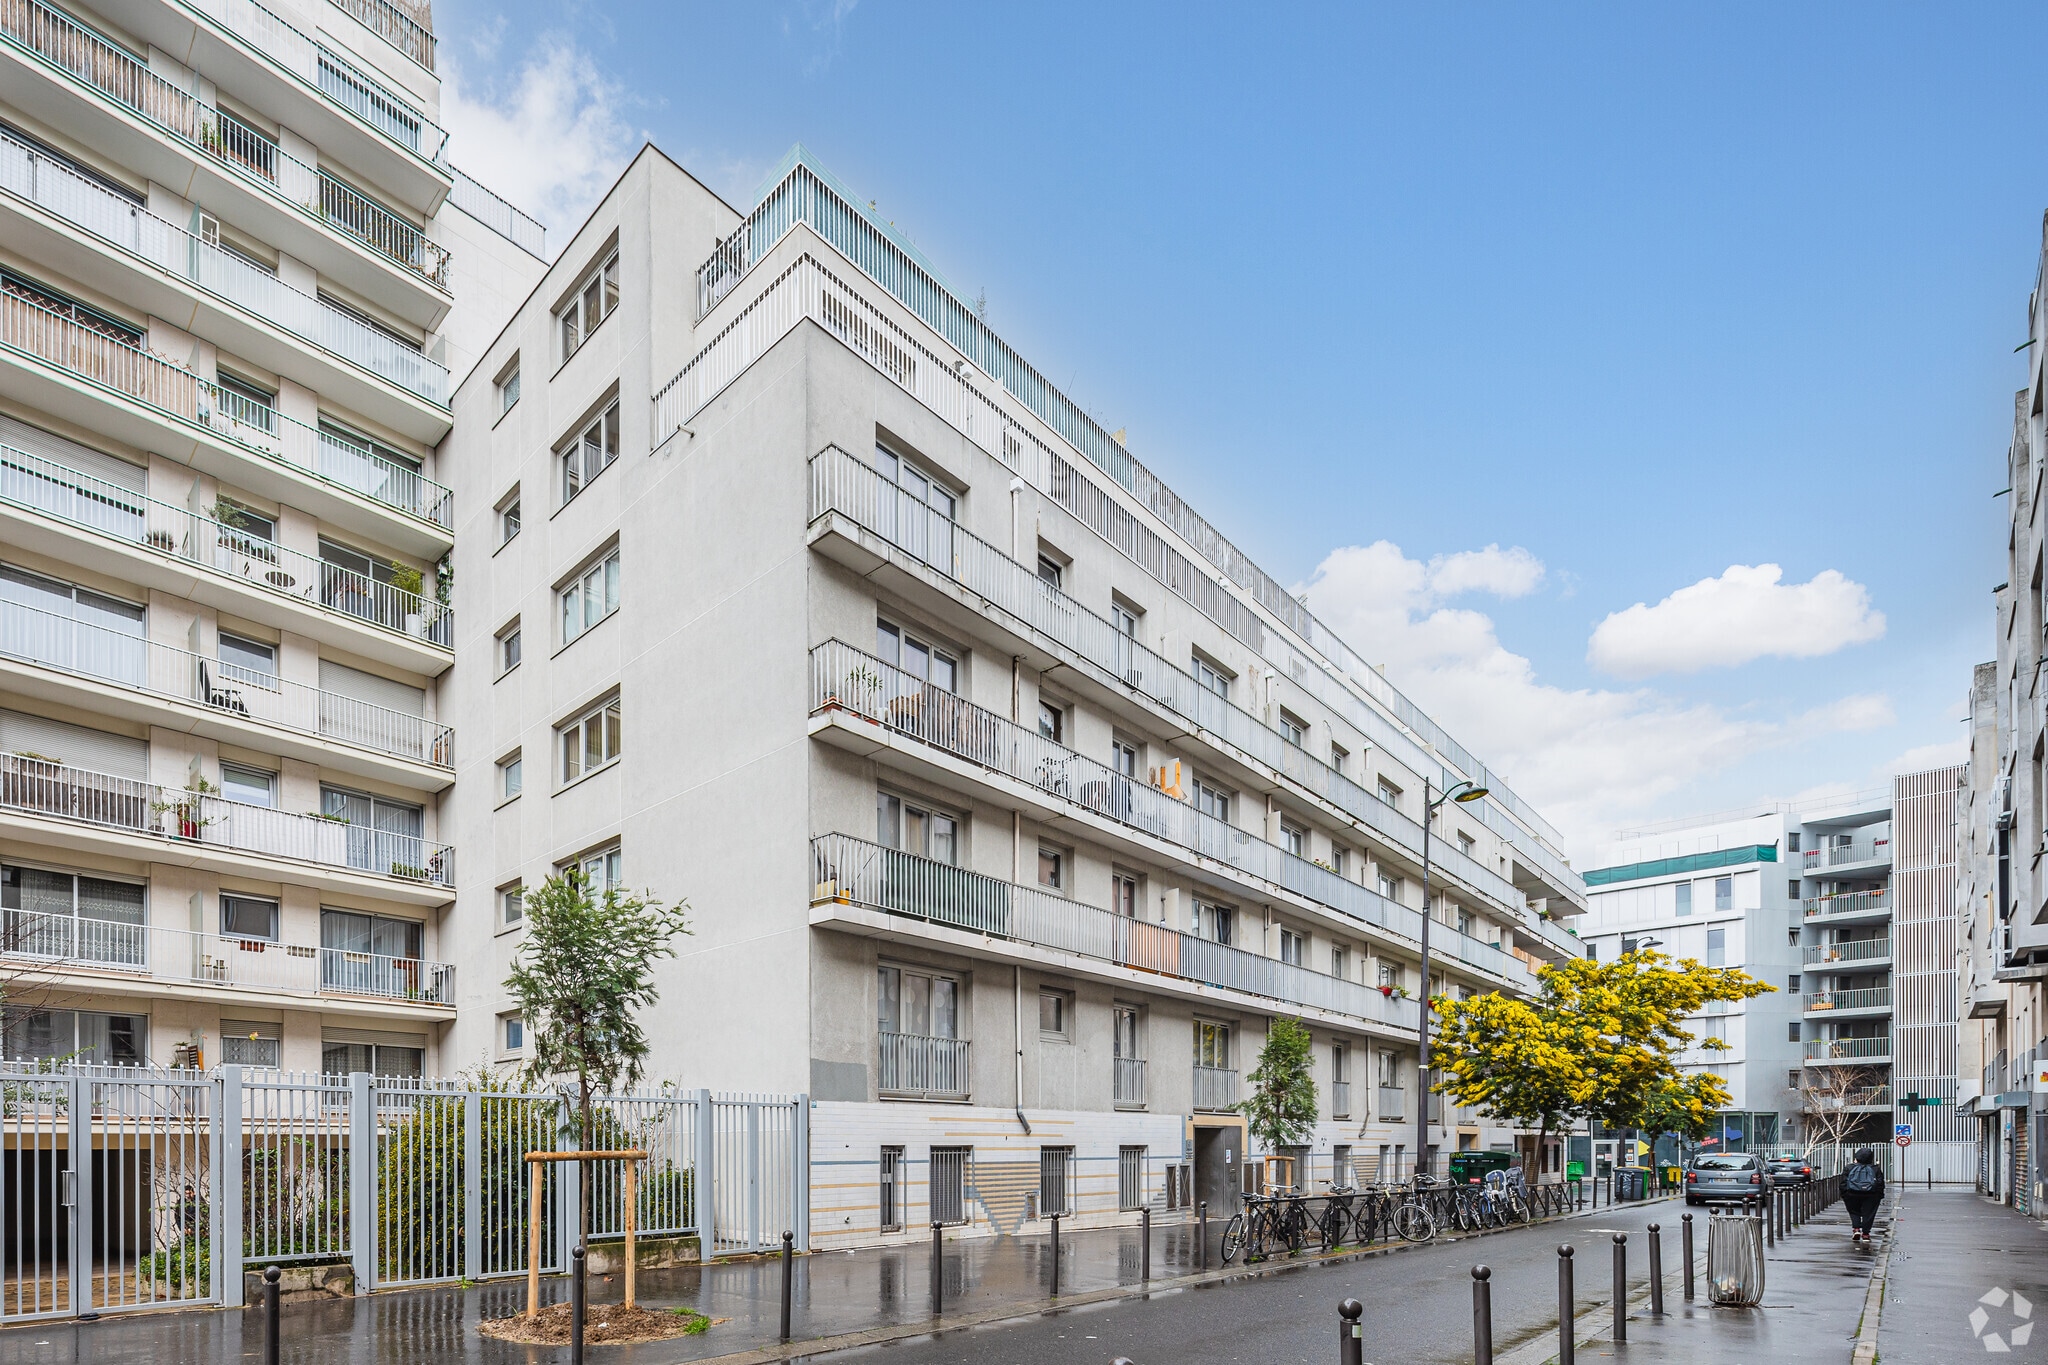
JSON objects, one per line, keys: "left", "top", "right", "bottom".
{"left": 1415, "top": 777, "right": 1488, "bottom": 1183}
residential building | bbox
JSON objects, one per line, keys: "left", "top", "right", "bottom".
{"left": 441, "top": 143, "right": 1589, "bottom": 1246}
{"left": 0, "top": 0, "right": 545, "bottom": 1076}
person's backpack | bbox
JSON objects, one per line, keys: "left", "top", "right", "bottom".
{"left": 1844, "top": 1162, "right": 1879, "bottom": 1194}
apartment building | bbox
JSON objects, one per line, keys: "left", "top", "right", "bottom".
{"left": 442, "top": 144, "right": 1589, "bottom": 1246}
{"left": 0, "top": 0, "right": 545, "bottom": 1076}
{"left": 1580, "top": 773, "right": 1961, "bottom": 1172}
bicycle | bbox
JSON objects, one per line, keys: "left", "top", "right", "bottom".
{"left": 1390, "top": 1178, "right": 1439, "bottom": 1242}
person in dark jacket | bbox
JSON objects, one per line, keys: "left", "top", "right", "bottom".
{"left": 1841, "top": 1147, "right": 1885, "bottom": 1243}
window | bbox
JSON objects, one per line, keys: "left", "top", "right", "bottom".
{"left": 1, "top": 1008, "right": 146, "bottom": 1065}
{"left": 1455, "top": 906, "right": 1473, "bottom": 935}
{"left": 1586, "top": 942, "right": 1599, "bottom": 961}
{"left": 1331, "top": 742, "right": 1349, "bottom": 774}
{"left": 3, "top": 271, "right": 142, "bottom": 345}
{"left": 875, "top": 443, "right": 957, "bottom": 523}
{"left": 1377, "top": 779, "right": 1402, "bottom": 810}
{"left": 877, "top": 792, "right": 959, "bottom": 863}
{"left": 1701, "top": 1018, "right": 1727, "bottom": 1045}
{"left": 501, "top": 1014, "right": 525, "bottom": 1053}
{"left": 559, "top": 250, "right": 619, "bottom": 358}
{"left": 216, "top": 500, "right": 276, "bottom": 557}
{"left": 1039, "top": 1146, "right": 1074, "bottom": 1217}
{"left": 1198, "top": 901, "right": 1234, "bottom": 946}
{"left": 217, "top": 633, "right": 277, "bottom": 690}
{"left": 1377, "top": 872, "right": 1403, "bottom": 902}
{"left": 1786, "top": 974, "right": 1800, "bottom": 993}
{"left": 320, "top": 908, "right": 422, "bottom": 966}
{"left": 320, "top": 421, "right": 422, "bottom": 485}
{"left": 1788, "top": 1069, "right": 1802, "bottom": 1089}
{"left": 220, "top": 763, "right": 275, "bottom": 808}
{"left": 4, "top": 863, "right": 145, "bottom": 958}
{"left": 1788, "top": 1022, "right": 1802, "bottom": 1042}
{"left": 499, "top": 494, "right": 521, "bottom": 546}
{"left": 559, "top": 697, "right": 622, "bottom": 782}
{"left": 1191, "top": 653, "right": 1230, "bottom": 699}
{"left": 498, "top": 623, "right": 522, "bottom": 674}
{"left": 1194, "top": 1020, "right": 1230, "bottom": 1069}
{"left": 1330, "top": 945, "right": 1349, "bottom": 979}
{"left": 1279, "top": 928, "right": 1304, "bottom": 966}
{"left": 1456, "top": 832, "right": 1475, "bottom": 858}
{"left": 877, "top": 965, "right": 957, "bottom": 1039}
{"left": 320, "top": 1039, "right": 423, "bottom": 1078}
{"left": 1328, "top": 848, "right": 1348, "bottom": 878}
{"left": 498, "top": 752, "right": 523, "bottom": 800}
{"left": 1674, "top": 881, "right": 1692, "bottom": 916}
{"left": 498, "top": 359, "right": 521, "bottom": 414}
{"left": 216, "top": 373, "right": 277, "bottom": 434}
{"left": 1113, "top": 603, "right": 1139, "bottom": 638}
{"left": 1113, "top": 1006, "right": 1140, "bottom": 1058}
{"left": 560, "top": 549, "right": 620, "bottom": 644}
{"left": 1623, "top": 936, "right": 1639, "bottom": 957}
{"left": 1111, "top": 739, "right": 1138, "bottom": 778}
{"left": 1112, "top": 872, "right": 1139, "bottom": 918}
{"left": 222, "top": 892, "right": 280, "bottom": 945}
{"left": 1714, "top": 876, "right": 1733, "bottom": 912}
{"left": 1037, "top": 846, "right": 1064, "bottom": 890}
{"left": 1279, "top": 711, "right": 1306, "bottom": 747}
{"left": 1377, "top": 1049, "right": 1400, "bottom": 1087}
{"left": 562, "top": 846, "right": 622, "bottom": 893}
{"left": 1039, "top": 990, "right": 1068, "bottom": 1037}
{"left": 220, "top": 1020, "right": 280, "bottom": 1068}
{"left": 1036, "top": 555, "right": 1063, "bottom": 590}
{"left": 1787, "top": 832, "right": 1801, "bottom": 853}
{"left": 1282, "top": 823, "right": 1306, "bottom": 858}
{"left": 880, "top": 1146, "right": 905, "bottom": 1231}
{"left": 1707, "top": 927, "right": 1727, "bottom": 967}
{"left": 876, "top": 620, "right": 957, "bottom": 692}
{"left": 500, "top": 882, "right": 525, "bottom": 925}
{"left": 1376, "top": 960, "right": 1398, "bottom": 988}
{"left": 1037, "top": 701, "right": 1063, "bottom": 744}
{"left": 1118, "top": 1145, "right": 1146, "bottom": 1210}
{"left": 559, "top": 399, "right": 621, "bottom": 503}
{"left": 1194, "top": 778, "right": 1231, "bottom": 823}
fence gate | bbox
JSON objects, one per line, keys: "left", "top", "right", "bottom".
{"left": 707, "top": 1094, "right": 805, "bottom": 1254}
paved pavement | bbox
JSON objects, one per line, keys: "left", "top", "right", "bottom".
{"left": 1877, "top": 1187, "right": 2048, "bottom": 1363}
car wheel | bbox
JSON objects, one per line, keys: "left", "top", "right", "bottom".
{"left": 1685, "top": 1197, "right": 1699, "bottom": 1206}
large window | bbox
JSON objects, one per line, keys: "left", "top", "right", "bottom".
{"left": 220, "top": 893, "right": 279, "bottom": 942}
{"left": 559, "top": 400, "right": 620, "bottom": 504}
{"left": 218, "top": 632, "right": 277, "bottom": 690}
{"left": 1194, "top": 778, "right": 1231, "bottom": 823}
{"left": 877, "top": 792, "right": 958, "bottom": 864}
{"left": 562, "top": 846, "right": 622, "bottom": 894}
{"left": 0, "top": 565, "right": 145, "bottom": 686}
{"left": 1707, "top": 927, "right": 1727, "bottom": 967}
{"left": 320, "top": 1039, "right": 423, "bottom": 1077}
{"left": 1192, "top": 653, "right": 1231, "bottom": 699}
{"left": 560, "top": 697, "right": 622, "bottom": 783}
{"left": 1, "top": 1007, "right": 146, "bottom": 1065}
{"left": 220, "top": 763, "right": 275, "bottom": 807}
{"left": 877, "top": 965, "right": 957, "bottom": 1039}
{"left": 319, "top": 785, "right": 424, "bottom": 874}
{"left": 559, "top": 250, "right": 619, "bottom": 359}
{"left": 1196, "top": 900, "right": 1234, "bottom": 946}
{"left": 560, "top": 549, "right": 620, "bottom": 645}
{"left": 1194, "top": 1020, "right": 1230, "bottom": 1069}
{"left": 2, "top": 864, "right": 144, "bottom": 965}
{"left": 877, "top": 619, "right": 956, "bottom": 691}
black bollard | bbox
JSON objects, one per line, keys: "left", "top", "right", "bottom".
{"left": 262, "top": 1265, "right": 281, "bottom": 1365}
{"left": 1611, "top": 1233, "right": 1627, "bottom": 1343}
{"left": 1050, "top": 1212, "right": 1062, "bottom": 1296}
{"left": 1339, "top": 1298, "right": 1364, "bottom": 1365}
{"left": 1472, "top": 1266, "right": 1494, "bottom": 1365}
{"left": 1198, "top": 1201, "right": 1209, "bottom": 1271}
{"left": 779, "top": 1230, "right": 794, "bottom": 1343}
{"left": 1557, "top": 1244, "right": 1576, "bottom": 1365}
{"left": 1926, "top": 1169, "right": 1932, "bottom": 1190}
{"left": 1681, "top": 1214, "right": 1695, "bottom": 1302}
{"left": 570, "top": 1244, "right": 587, "bottom": 1365}
{"left": 1140, "top": 1205, "right": 1151, "bottom": 1282}
{"left": 1765, "top": 1192, "right": 1775, "bottom": 1248}
{"left": 930, "top": 1221, "right": 944, "bottom": 1317}
{"left": 1648, "top": 1224, "right": 1664, "bottom": 1315}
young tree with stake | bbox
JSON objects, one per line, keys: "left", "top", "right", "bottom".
{"left": 1234, "top": 1017, "right": 1318, "bottom": 1186}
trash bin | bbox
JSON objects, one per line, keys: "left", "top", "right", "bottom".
{"left": 1707, "top": 1207, "right": 1767, "bottom": 1306}
{"left": 1566, "top": 1160, "right": 1586, "bottom": 1181}
{"left": 1662, "top": 1164, "right": 1681, "bottom": 1192}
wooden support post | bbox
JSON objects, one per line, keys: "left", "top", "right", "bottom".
{"left": 524, "top": 1149, "right": 649, "bottom": 1321}
{"left": 624, "top": 1160, "right": 638, "bottom": 1310}
{"left": 528, "top": 1156, "right": 544, "bottom": 1320}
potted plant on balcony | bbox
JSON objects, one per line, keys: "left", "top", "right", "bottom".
{"left": 151, "top": 776, "right": 222, "bottom": 839}
{"left": 822, "top": 662, "right": 884, "bottom": 714}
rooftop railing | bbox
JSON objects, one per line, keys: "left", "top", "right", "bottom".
{"left": 1802, "top": 889, "right": 1891, "bottom": 919}
{"left": 447, "top": 167, "right": 547, "bottom": 260}
{"left": 326, "top": 0, "right": 435, "bottom": 71}
{"left": 0, "top": 441, "right": 451, "bottom": 646}
{"left": 0, "top": 908, "right": 453, "bottom": 1004}
{"left": 809, "top": 641, "right": 1529, "bottom": 993}
{"left": 0, "top": 597, "right": 452, "bottom": 766}
{"left": 0, "top": 125, "right": 449, "bottom": 403}
{"left": 1, "top": 287, "right": 451, "bottom": 526}
{"left": 0, "top": 0, "right": 448, "bottom": 285}
{"left": 0, "top": 751, "right": 453, "bottom": 886}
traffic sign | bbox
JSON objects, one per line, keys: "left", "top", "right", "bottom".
{"left": 1894, "top": 1122, "right": 1913, "bottom": 1139}
{"left": 1895, "top": 1135, "right": 1912, "bottom": 1148}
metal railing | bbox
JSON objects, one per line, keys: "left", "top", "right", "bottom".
{"left": 1803, "top": 889, "right": 1891, "bottom": 919}
{"left": 1114, "top": 1056, "right": 1146, "bottom": 1109}
{"left": 0, "top": 908, "right": 452, "bottom": 1003}
{"left": 0, "top": 0, "right": 447, "bottom": 284}
{"left": 877, "top": 1031, "right": 968, "bottom": 1100}
{"left": 1330, "top": 1079, "right": 1350, "bottom": 1119}
{"left": 0, "top": 751, "right": 453, "bottom": 886}
{"left": 1377, "top": 1084, "right": 1405, "bottom": 1120}
{"left": 1192, "top": 1064, "right": 1237, "bottom": 1112}
{"left": 1986, "top": 1050, "right": 2007, "bottom": 1095}
{"left": 810, "top": 642, "right": 1527, "bottom": 992}
{"left": 0, "top": 125, "right": 448, "bottom": 402}
{"left": 0, "top": 291, "right": 452, "bottom": 526}
{"left": 326, "top": 0, "right": 435, "bottom": 70}
{"left": 447, "top": 167, "right": 547, "bottom": 259}
{"left": 0, "top": 598, "right": 452, "bottom": 765}
{"left": 1802, "top": 838, "right": 1890, "bottom": 869}
{"left": 813, "top": 833, "right": 1423, "bottom": 1032}
{"left": 1804, "top": 936, "right": 1891, "bottom": 966}
{"left": 1803, "top": 1036, "right": 1891, "bottom": 1062}
{"left": 1802, "top": 987, "right": 1892, "bottom": 1013}
{"left": 0, "top": 442, "right": 451, "bottom": 644}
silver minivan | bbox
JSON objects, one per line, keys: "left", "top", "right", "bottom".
{"left": 1685, "top": 1152, "right": 1764, "bottom": 1204}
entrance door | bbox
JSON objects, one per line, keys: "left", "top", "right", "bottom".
{"left": 1191, "top": 1125, "right": 1241, "bottom": 1220}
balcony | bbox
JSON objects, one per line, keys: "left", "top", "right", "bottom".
{"left": 1803, "top": 987, "right": 1892, "bottom": 1017}
{"left": 1193, "top": 1064, "right": 1237, "bottom": 1112}
{"left": 1378, "top": 1084, "right": 1406, "bottom": 1121}
{"left": 812, "top": 833, "right": 1422, "bottom": 1034}
{"left": 1330, "top": 1080, "right": 1351, "bottom": 1121}
{"left": 1802, "top": 889, "right": 1892, "bottom": 923}
{"left": 0, "top": 909, "right": 453, "bottom": 1008}
{"left": 0, "top": 126, "right": 450, "bottom": 407}
{"left": 0, "top": 598, "right": 452, "bottom": 773}
{"left": 1986, "top": 1050, "right": 2008, "bottom": 1096}
{"left": 1804, "top": 1036, "right": 1892, "bottom": 1064}
{"left": 1801, "top": 837, "right": 1890, "bottom": 871}
{"left": 1115, "top": 1056, "right": 1146, "bottom": 1110}
{"left": 878, "top": 1031, "right": 968, "bottom": 1101}
{"left": 327, "top": 0, "right": 436, "bottom": 72}
{"left": 0, "top": 0, "right": 449, "bottom": 303}
{"left": 1804, "top": 937, "right": 1891, "bottom": 969}
{"left": 0, "top": 442, "right": 451, "bottom": 651}
{"left": 0, "top": 752, "right": 453, "bottom": 889}
{"left": 809, "top": 643, "right": 1527, "bottom": 993}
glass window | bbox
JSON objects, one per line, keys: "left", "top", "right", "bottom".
{"left": 1037, "top": 701, "right": 1063, "bottom": 743}
{"left": 1113, "top": 1006, "right": 1140, "bottom": 1058}
{"left": 499, "top": 624, "right": 521, "bottom": 673}
{"left": 220, "top": 893, "right": 279, "bottom": 941}
{"left": 1674, "top": 881, "right": 1692, "bottom": 916}
{"left": 500, "top": 365, "right": 521, "bottom": 414}
{"left": 1377, "top": 779, "right": 1402, "bottom": 810}
{"left": 559, "top": 697, "right": 622, "bottom": 782}
{"left": 320, "top": 1040, "right": 423, "bottom": 1078}
{"left": 1112, "top": 873, "right": 1138, "bottom": 918}
{"left": 1194, "top": 779, "right": 1231, "bottom": 823}
{"left": 220, "top": 764, "right": 275, "bottom": 807}
{"left": 1330, "top": 743, "right": 1348, "bottom": 774}
{"left": 875, "top": 445, "right": 956, "bottom": 519}
{"left": 1282, "top": 824, "right": 1306, "bottom": 858}
{"left": 499, "top": 753, "right": 523, "bottom": 799}
{"left": 559, "top": 400, "right": 621, "bottom": 503}
{"left": 1377, "top": 872, "right": 1402, "bottom": 901}
{"left": 1280, "top": 928, "right": 1304, "bottom": 965}
{"left": 877, "top": 792, "right": 959, "bottom": 864}
{"left": 1037, "top": 846, "right": 1063, "bottom": 889}
{"left": 1194, "top": 1020, "right": 1230, "bottom": 1068}
{"left": 559, "top": 251, "right": 619, "bottom": 358}
{"left": 216, "top": 373, "right": 277, "bottom": 433}
{"left": 559, "top": 847, "right": 623, "bottom": 894}
{"left": 876, "top": 619, "right": 957, "bottom": 692}
{"left": 1714, "top": 876, "right": 1733, "bottom": 912}
{"left": 500, "top": 497, "right": 521, "bottom": 545}
{"left": 1198, "top": 901, "right": 1234, "bottom": 946}
{"left": 217, "top": 633, "right": 277, "bottom": 689}
{"left": 220, "top": 1022, "right": 280, "bottom": 1068}
{"left": 502, "top": 1014, "right": 525, "bottom": 1051}
{"left": 1192, "top": 654, "right": 1230, "bottom": 699}
{"left": 1036, "top": 555, "right": 1063, "bottom": 590}
{"left": 877, "top": 965, "right": 956, "bottom": 1038}
{"left": 1, "top": 1007, "right": 147, "bottom": 1065}
{"left": 1039, "top": 990, "right": 1067, "bottom": 1036}
{"left": 501, "top": 883, "right": 524, "bottom": 924}
{"left": 1279, "top": 711, "right": 1305, "bottom": 747}
{"left": 1707, "top": 927, "right": 1727, "bottom": 967}
{"left": 560, "top": 550, "right": 621, "bottom": 646}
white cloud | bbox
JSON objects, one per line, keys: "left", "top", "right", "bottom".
{"left": 1297, "top": 542, "right": 1893, "bottom": 855}
{"left": 441, "top": 36, "right": 641, "bottom": 242}
{"left": 1426, "top": 544, "right": 1546, "bottom": 600}
{"left": 1587, "top": 564, "right": 1885, "bottom": 679}
{"left": 1877, "top": 738, "right": 1967, "bottom": 776}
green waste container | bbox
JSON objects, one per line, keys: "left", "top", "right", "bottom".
{"left": 1449, "top": 1150, "right": 1515, "bottom": 1185}
{"left": 1566, "top": 1159, "right": 1586, "bottom": 1181}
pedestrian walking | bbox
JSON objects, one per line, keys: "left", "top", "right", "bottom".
{"left": 1841, "top": 1147, "right": 1885, "bottom": 1243}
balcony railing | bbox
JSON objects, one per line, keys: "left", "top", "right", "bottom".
{"left": 810, "top": 644, "right": 1526, "bottom": 992}
{"left": 1804, "top": 1036, "right": 1891, "bottom": 1062}
{"left": 813, "top": 833, "right": 1422, "bottom": 1033}
{"left": 1804, "top": 937, "right": 1891, "bottom": 967}
{"left": 0, "top": 126, "right": 448, "bottom": 402}
{"left": 1802, "top": 838, "right": 1890, "bottom": 869}
{"left": 1803, "top": 987, "right": 1892, "bottom": 1013}
{"left": 0, "top": 291, "right": 453, "bottom": 526}
{"left": 807, "top": 445, "right": 1533, "bottom": 921}
{"left": 1803, "top": 889, "right": 1891, "bottom": 919}
{"left": 1330, "top": 1079, "right": 1351, "bottom": 1120}
{"left": 0, "top": 909, "right": 452, "bottom": 1004}
{"left": 1987, "top": 1049, "right": 2007, "bottom": 1095}
{"left": 0, "top": 598, "right": 451, "bottom": 766}
{"left": 1378, "top": 1084, "right": 1405, "bottom": 1121}
{"left": 0, "top": 0, "right": 447, "bottom": 283}
{"left": 1193, "top": 1064, "right": 1237, "bottom": 1112}
{"left": 0, "top": 443, "right": 450, "bottom": 645}
{"left": 0, "top": 752, "right": 453, "bottom": 886}
{"left": 326, "top": 0, "right": 435, "bottom": 71}
{"left": 1115, "top": 1056, "right": 1146, "bottom": 1109}
{"left": 447, "top": 168, "right": 546, "bottom": 260}
{"left": 877, "top": 1031, "right": 968, "bottom": 1100}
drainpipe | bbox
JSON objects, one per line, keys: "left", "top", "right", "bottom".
{"left": 1014, "top": 963, "right": 1032, "bottom": 1134}
{"left": 1009, "top": 477, "right": 1024, "bottom": 559}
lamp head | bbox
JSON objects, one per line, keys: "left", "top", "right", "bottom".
{"left": 1453, "top": 784, "right": 1489, "bottom": 803}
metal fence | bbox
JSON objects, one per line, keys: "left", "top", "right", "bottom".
{"left": 0, "top": 1064, "right": 806, "bottom": 1323}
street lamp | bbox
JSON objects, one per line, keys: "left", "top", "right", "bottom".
{"left": 1414, "top": 777, "right": 1488, "bottom": 1183}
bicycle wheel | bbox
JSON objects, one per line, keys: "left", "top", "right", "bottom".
{"left": 1392, "top": 1202, "right": 1436, "bottom": 1242}
{"left": 1220, "top": 1212, "right": 1245, "bottom": 1264}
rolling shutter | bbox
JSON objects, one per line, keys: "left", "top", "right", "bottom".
{"left": 0, "top": 414, "right": 145, "bottom": 491}
{"left": 0, "top": 708, "right": 146, "bottom": 777}
{"left": 318, "top": 661, "right": 423, "bottom": 716}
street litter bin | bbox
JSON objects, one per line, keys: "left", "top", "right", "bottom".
{"left": 1707, "top": 1207, "right": 1767, "bottom": 1306}
{"left": 1566, "top": 1159, "right": 1586, "bottom": 1181}
{"left": 1662, "top": 1164, "right": 1681, "bottom": 1191}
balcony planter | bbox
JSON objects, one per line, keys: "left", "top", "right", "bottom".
{"left": 389, "top": 862, "right": 428, "bottom": 881}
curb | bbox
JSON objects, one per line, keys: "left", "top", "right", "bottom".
{"left": 1849, "top": 1192, "right": 1897, "bottom": 1365}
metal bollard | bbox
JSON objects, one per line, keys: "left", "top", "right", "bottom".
{"left": 570, "top": 1244, "right": 587, "bottom": 1365}
{"left": 1648, "top": 1223, "right": 1664, "bottom": 1315}
{"left": 262, "top": 1265, "right": 281, "bottom": 1365}
{"left": 1611, "top": 1233, "right": 1627, "bottom": 1343}
{"left": 1765, "top": 1192, "right": 1775, "bottom": 1247}
{"left": 1926, "top": 1169, "right": 1932, "bottom": 1190}
{"left": 779, "top": 1230, "right": 794, "bottom": 1343}
{"left": 1681, "top": 1214, "right": 1694, "bottom": 1302}
{"left": 1472, "top": 1266, "right": 1494, "bottom": 1365}
{"left": 930, "top": 1221, "right": 944, "bottom": 1317}
{"left": 1140, "top": 1205, "right": 1151, "bottom": 1282}
{"left": 1339, "top": 1298, "right": 1364, "bottom": 1365}
{"left": 1557, "top": 1245, "right": 1576, "bottom": 1365}
{"left": 1198, "top": 1201, "right": 1209, "bottom": 1271}
{"left": 1050, "top": 1213, "right": 1062, "bottom": 1296}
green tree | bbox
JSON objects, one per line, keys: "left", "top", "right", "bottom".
{"left": 1233, "top": 1017, "right": 1318, "bottom": 1157}
{"left": 504, "top": 871, "right": 691, "bottom": 1250}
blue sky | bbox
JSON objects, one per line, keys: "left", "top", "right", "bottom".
{"left": 435, "top": 2, "right": 2036, "bottom": 853}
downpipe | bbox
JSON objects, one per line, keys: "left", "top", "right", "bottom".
{"left": 1013, "top": 962, "right": 1031, "bottom": 1134}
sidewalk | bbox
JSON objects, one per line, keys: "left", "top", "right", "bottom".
{"left": 1877, "top": 1187, "right": 2048, "bottom": 1363}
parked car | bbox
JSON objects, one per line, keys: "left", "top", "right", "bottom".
{"left": 1685, "top": 1152, "right": 1764, "bottom": 1204}
{"left": 1765, "top": 1153, "right": 1813, "bottom": 1187}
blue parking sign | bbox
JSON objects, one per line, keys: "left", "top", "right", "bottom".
{"left": 1893, "top": 1122, "right": 1912, "bottom": 1140}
